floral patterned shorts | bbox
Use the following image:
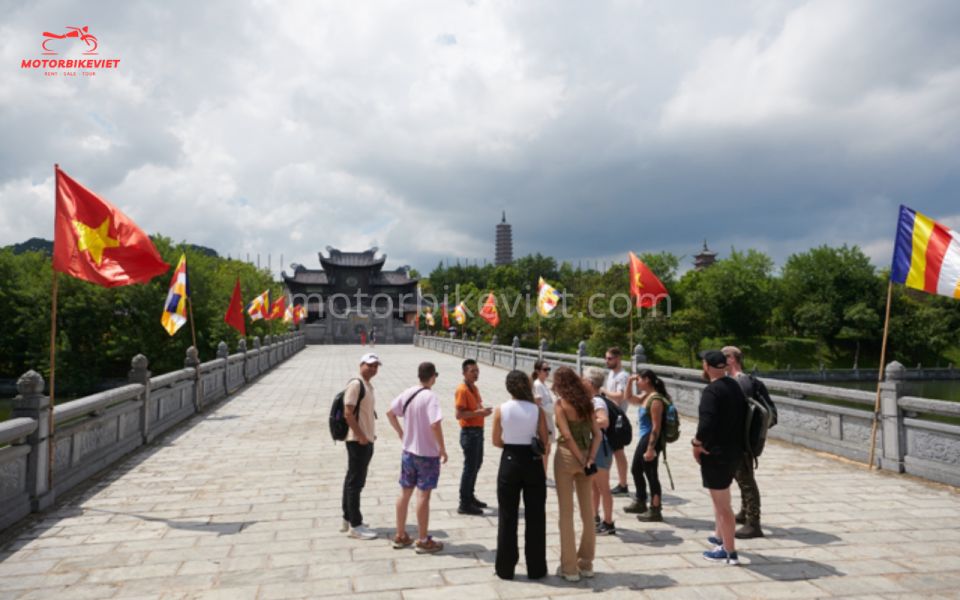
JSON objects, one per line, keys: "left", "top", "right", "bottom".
{"left": 400, "top": 451, "right": 440, "bottom": 490}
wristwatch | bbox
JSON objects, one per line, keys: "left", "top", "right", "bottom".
{"left": 690, "top": 439, "right": 702, "bottom": 447}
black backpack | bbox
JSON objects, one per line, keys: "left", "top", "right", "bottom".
{"left": 329, "top": 378, "right": 365, "bottom": 442}
{"left": 744, "top": 393, "right": 771, "bottom": 468}
{"left": 748, "top": 375, "right": 778, "bottom": 428}
{"left": 600, "top": 395, "right": 632, "bottom": 451}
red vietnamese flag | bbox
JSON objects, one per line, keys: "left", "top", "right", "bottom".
{"left": 53, "top": 166, "right": 169, "bottom": 287}
{"left": 267, "top": 295, "right": 286, "bottom": 321}
{"left": 479, "top": 292, "right": 500, "bottom": 327}
{"left": 441, "top": 304, "right": 451, "bottom": 329}
{"left": 628, "top": 251, "right": 668, "bottom": 308}
{"left": 224, "top": 277, "right": 246, "bottom": 335}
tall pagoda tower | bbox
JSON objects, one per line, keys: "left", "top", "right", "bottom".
{"left": 495, "top": 211, "right": 513, "bottom": 265}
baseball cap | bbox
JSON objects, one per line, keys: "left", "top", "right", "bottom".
{"left": 360, "top": 353, "right": 382, "bottom": 365}
{"left": 698, "top": 350, "right": 727, "bottom": 369}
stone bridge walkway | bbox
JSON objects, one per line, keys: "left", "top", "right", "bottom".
{"left": 1, "top": 346, "right": 960, "bottom": 600}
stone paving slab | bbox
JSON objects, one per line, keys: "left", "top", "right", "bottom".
{"left": 1, "top": 345, "right": 960, "bottom": 599}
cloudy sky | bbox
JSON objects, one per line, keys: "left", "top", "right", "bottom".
{"left": 2, "top": 0, "right": 959, "bottom": 277}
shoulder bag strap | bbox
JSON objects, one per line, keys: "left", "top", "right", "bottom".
{"left": 402, "top": 387, "right": 427, "bottom": 415}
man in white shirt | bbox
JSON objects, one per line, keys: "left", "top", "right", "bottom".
{"left": 342, "top": 353, "right": 380, "bottom": 540}
{"left": 600, "top": 347, "right": 630, "bottom": 496}
{"left": 387, "top": 362, "right": 448, "bottom": 553}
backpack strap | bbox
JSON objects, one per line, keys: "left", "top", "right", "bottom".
{"left": 350, "top": 378, "right": 366, "bottom": 416}
{"left": 402, "top": 387, "right": 428, "bottom": 415}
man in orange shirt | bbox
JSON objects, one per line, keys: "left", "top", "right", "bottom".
{"left": 456, "top": 359, "right": 493, "bottom": 515}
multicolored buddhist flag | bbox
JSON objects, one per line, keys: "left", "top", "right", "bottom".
{"left": 53, "top": 166, "right": 169, "bottom": 287}
{"left": 283, "top": 304, "right": 294, "bottom": 324}
{"left": 892, "top": 205, "right": 960, "bottom": 298}
{"left": 629, "top": 251, "right": 669, "bottom": 308}
{"left": 479, "top": 292, "right": 500, "bottom": 327}
{"left": 453, "top": 302, "right": 467, "bottom": 325}
{"left": 424, "top": 307, "right": 435, "bottom": 327}
{"left": 294, "top": 304, "right": 306, "bottom": 325}
{"left": 224, "top": 277, "right": 246, "bottom": 336}
{"left": 161, "top": 254, "right": 189, "bottom": 335}
{"left": 537, "top": 277, "right": 560, "bottom": 317}
{"left": 247, "top": 290, "right": 270, "bottom": 321}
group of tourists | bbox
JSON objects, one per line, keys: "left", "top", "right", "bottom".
{"left": 337, "top": 344, "right": 773, "bottom": 580}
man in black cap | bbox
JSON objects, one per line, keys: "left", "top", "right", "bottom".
{"left": 692, "top": 350, "right": 747, "bottom": 566}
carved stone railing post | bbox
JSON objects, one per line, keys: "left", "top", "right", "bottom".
{"left": 879, "top": 360, "right": 906, "bottom": 472}
{"left": 216, "top": 341, "right": 229, "bottom": 401}
{"left": 576, "top": 341, "right": 587, "bottom": 375}
{"left": 633, "top": 343, "right": 647, "bottom": 373}
{"left": 538, "top": 339, "right": 547, "bottom": 361}
{"left": 238, "top": 338, "right": 249, "bottom": 383}
{"left": 511, "top": 336, "right": 520, "bottom": 371}
{"left": 490, "top": 335, "right": 498, "bottom": 365}
{"left": 128, "top": 354, "right": 151, "bottom": 443}
{"left": 12, "top": 370, "right": 54, "bottom": 510}
{"left": 185, "top": 346, "right": 201, "bottom": 411}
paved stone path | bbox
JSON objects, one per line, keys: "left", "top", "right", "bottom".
{"left": 2, "top": 345, "right": 960, "bottom": 599}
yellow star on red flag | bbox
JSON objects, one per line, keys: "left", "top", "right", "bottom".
{"left": 72, "top": 217, "right": 119, "bottom": 266}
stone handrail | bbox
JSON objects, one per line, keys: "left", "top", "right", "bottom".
{"left": 0, "top": 332, "right": 307, "bottom": 533}
{"left": 53, "top": 383, "right": 143, "bottom": 423}
{"left": 0, "top": 418, "right": 37, "bottom": 446}
{"left": 414, "top": 332, "right": 960, "bottom": 489}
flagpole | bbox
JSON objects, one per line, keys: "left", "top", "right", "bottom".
{"left": 48, "top": 162, "right": 61, "bottom": 491}
{"left": 47, "top": 269, "right": 59, "bottom": 489}
{"left": 181, "top": 247, "right": 199, "bottom": 356}
{"left": 188, "top": 297, "right": 199, "bottom": 355}
{"left": 867, "top": 281, "right": 894, "bottom": 469}
{"left": 629, "top": 295, "right": 635, "bottom": 351}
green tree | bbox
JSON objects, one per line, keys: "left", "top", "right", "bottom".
{"left": 837, "top": 302, "right": 880, "bottom": 368}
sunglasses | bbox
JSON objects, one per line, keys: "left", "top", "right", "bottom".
{"left": 540, "top": 367, "right": 551, "bottom": 373}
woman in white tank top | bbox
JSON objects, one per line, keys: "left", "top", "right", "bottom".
{"left": 491, "top": 370, "right": 549, "bottom": 580}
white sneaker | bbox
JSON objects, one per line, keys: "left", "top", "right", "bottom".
{"left": 341, "top": 519, "right": 368, "bottom": 532}
{"left": 580, "top": 568, "right": 595, "bottom": 578}
{"left": 348, "top": 525, "right": 378, "bottom": 540}
{"left": 556, "top": 566, "right": 580, "bottom": 582}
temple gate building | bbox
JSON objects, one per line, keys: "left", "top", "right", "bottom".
{"left": 282, "top": 247, "right": 420, "bottom": 344}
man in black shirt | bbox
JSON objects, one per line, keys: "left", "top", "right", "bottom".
{"left": 692, "top": 350, "right": 746, "bottom": 565}
{"left": 723, "top": 345, "right": 765, "bottom": 539}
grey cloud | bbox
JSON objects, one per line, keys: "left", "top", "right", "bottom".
{"left": 1, "top": 0, "right": 959, "bottom": 278}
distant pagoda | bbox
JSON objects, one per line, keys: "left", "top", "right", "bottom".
{"left": 694, "top": 240, "right": 718, "bottom": 270}
{"left": 495, "top": 211, "right": 513, "bottom": 266}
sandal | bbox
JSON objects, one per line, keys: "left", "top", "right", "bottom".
{"left": 392, "top": 532, "right": 414, "bottom": 549}
{"left": 415, "top": 536, "right": 444, "bottom": 554}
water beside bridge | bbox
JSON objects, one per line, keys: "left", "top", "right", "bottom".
{"left": 832, "top": 379, "right": 960, "bottom": 402}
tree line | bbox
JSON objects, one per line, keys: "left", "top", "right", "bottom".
{"left": 420, "top": 246, "right": 960, "bottom": 370}
{"left": 0, "top": 237, "right": 289, "bottom": 397}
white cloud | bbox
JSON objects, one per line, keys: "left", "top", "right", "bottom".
{"left": 1, "top": 0, "right": 959, "bottom": 276}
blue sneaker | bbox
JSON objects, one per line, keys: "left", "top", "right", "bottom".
{"left": 703, "top": 546, "right": 739, "bottom": 565}
{"left": 707, "top": 535, "right": 723, "bottom": 546}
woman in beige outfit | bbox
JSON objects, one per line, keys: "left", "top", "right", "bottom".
{"left": 552, "top": 367, "right": 602, "bottom": 582}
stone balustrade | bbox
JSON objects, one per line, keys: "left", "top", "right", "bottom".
{"left": 415, "top": 332, "right": 960, "bottom": 488}
{"left": 0, "top": 332, "right": 306, "bottom": 533}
